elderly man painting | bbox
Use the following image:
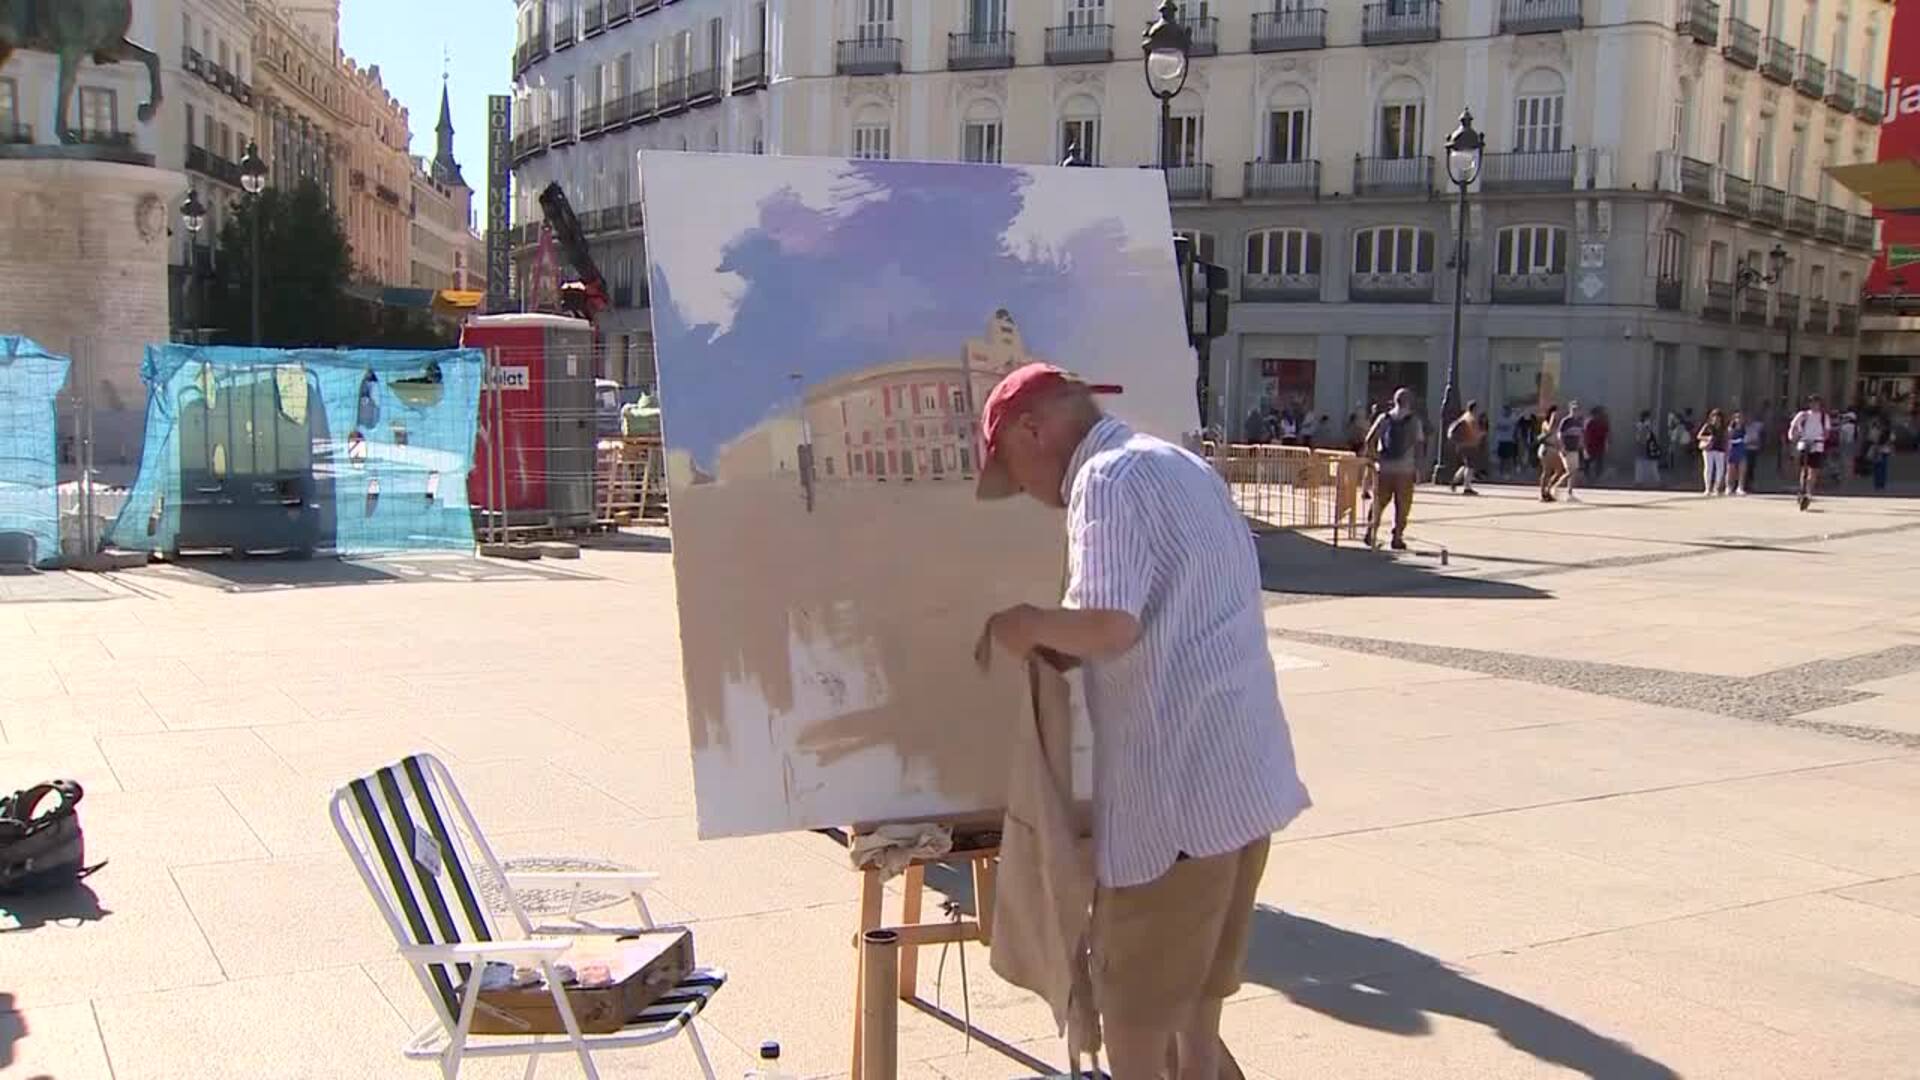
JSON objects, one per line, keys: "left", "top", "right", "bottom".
{"left": 976, "top": 363, "right": 1312, "bottom": 1079}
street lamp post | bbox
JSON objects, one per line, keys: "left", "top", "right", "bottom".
{"left": 1732, "top": 243, "right": 1788, "bottom": 482}
{"left": 239, "top": 140, "right": 269, "bottom": 345}
{"left": 1432, "top": 109, "right": 1484, "bottom": 488}
{"left": 1141, "top": 0, "right": 1191, "bottom": 175}
{"left": 179, "top": 188, "right": 208, "bottom": 344}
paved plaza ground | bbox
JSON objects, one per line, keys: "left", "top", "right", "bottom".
{"left": 3, "top": 483, "right": 1920, "bottom": 1078}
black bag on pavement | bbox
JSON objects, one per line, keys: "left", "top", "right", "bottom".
{"left": 0, "top": 780, "right": 98, "bottom": 894}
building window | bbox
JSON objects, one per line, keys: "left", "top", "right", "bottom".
{"left": 1060, "top": 94, "right": 1100, "bottom": 165}
{"left": 1266, "top": 104, "right": 1310, "bottom": 163}
{"left": 1378, "top": 96, "right": 1421, "bottom": 159}
{"left": 1353, "top": 226, "right": 1433, "bottom": 274}
{"left": 857, "top": 0, "right": 895, "bottom": 41}
{"left": 0, "top": 77, "right": 17, "bottom": 132}
{"left": 1163, "top": 112, "right": 1204, "bottom": 167}
{"left": 853, "top": 103, "right": 891, "bottom": 159}
{"left": 1809, "top": 264, "right": 1826, "bottom": 301}
{"left": 1657, "top": 229, "right": 1686, "bottom": 281}
{"left": 1495, "top": 226, "right": 1566, "bottom": 275}
{"left": 1066, "top": 0, "right": 1107, "bottom": 29}
{"left": 1174, "top": 229, "right": 1216, "bottom": 264}
{"left": 967, "top": 0, "right": 1008, "bottom": 34}
{"left": 77, "top": 87, "right": 117, "bottom": 137}
{"left": 962, "top": 101, "right": 1003, "bottom": 163}
{"left": 1513, "top": 71, "right": 1565, "bottom": 153}
{"left": 1246, "top": 228, "right": 1321, "bottom": 275}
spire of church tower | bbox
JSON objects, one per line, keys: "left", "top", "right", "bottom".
{"left": 431, "top": 57, "right": 466, "bottom": 189}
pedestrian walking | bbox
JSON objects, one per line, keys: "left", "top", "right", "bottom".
{"left": 1665, "top": 412, "right": 1688, "bottom": 472}
{"left": 1583, "top": 407, "right": 1611, "bottom": 482}
{"left": 1537, "top": 404, "right": 1566, "bottom": 502}
{"left": 975, "top": 362, "right": 1312, "bottom": 1080}
{"left": 1697, "top": 409, "right": 1729, "bottom": 495}
{"left": 1869, "top": 416, "right": 1894, "bottom": 491}
{"left": 1788, "top": 395, "right": 1830, "bottom": 511}
{"left": 1555, "top": 402, "right": 1587, "bottom": 502}
{"left": 1744, "top": 411, "right": 1767, "bottom": 493}
{"left": 1362, "top": 387, "right": 1426, "bottom": 550}
{"left": 1494, "top": 405, "right": 1519, "bottom": 479}
{"left": 1727, "top": 410, "right": 1750, "bottom": 495}
{"left": 1447, "top": 400, "right": 1485, "bottom": 495}
{"left": 1633, "top": 410, "right": 1662, "bottom": 487}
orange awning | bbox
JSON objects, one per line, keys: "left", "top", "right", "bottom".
{"left": 435, "top": 290, "right": 486, "bottom": 311}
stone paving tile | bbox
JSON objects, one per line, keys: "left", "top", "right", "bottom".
{"left": 172, "top": 852, "right": 400, "bottom": 979}
{"left": 96, "top": 728, "right": 295, "bottom": 792}
{"left": 0, "top": 862, "right": 225, "bottom": 1008}
{"left": 0, "top": 1000, "right": 114, "bottom": 1080}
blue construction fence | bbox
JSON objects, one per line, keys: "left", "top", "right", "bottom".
{"left": 107, "top": 345, "right": 485, "bottom": 557}
{"left": 0, "top": 337, "right": 71, "bottom": 569}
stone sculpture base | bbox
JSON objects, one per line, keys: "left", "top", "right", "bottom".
{"left": 0, "top": 156, "right": 186, "bottom": 489}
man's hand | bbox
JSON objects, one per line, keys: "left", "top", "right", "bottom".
{"left": 983, "top": 603, "right": 1044, "bottom": 660}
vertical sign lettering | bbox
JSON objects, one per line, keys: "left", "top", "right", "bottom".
{"left": 487, "top": 95, "right": 513, "bottom": 311}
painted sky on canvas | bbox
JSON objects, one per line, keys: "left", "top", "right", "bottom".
{"left": 640, "top": 154, "right": 1195, "bottom": 471}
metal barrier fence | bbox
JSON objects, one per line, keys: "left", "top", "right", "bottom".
{"left": 1202, "top": 443, "right": 1364, "bottom": 544}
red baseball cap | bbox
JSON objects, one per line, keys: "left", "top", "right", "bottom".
{"left": 975, "top": 363, "right": 1121, "bottom": 500}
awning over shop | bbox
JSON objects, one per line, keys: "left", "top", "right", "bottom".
{"left": 1828, "top": 159, "right": 1920, "bottom": 214}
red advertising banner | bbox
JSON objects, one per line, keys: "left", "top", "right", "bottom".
{"left": 1865, "top": 0, "right": 1920, "bottom": 296}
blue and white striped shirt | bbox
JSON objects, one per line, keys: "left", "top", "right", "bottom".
{"left": 1062, "top": 416, "right": 1312, "bottom": 888}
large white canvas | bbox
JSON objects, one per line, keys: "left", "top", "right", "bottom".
{"left": 642, "top": 152, "right": 1196, "bottom": 838}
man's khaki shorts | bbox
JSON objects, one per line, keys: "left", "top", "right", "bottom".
{"left": 1090, "top": 838, "right": 1270, "bottom": 1024}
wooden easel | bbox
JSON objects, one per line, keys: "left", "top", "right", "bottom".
{"left": 847, "top": 832, "right": 1000, "bottom": 1080}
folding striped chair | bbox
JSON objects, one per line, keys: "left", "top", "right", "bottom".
{"left": 330, "top": 754, "right": 725, "bottom": 1079}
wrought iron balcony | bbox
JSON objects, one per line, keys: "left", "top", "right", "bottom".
{"left": 1848, "top": 214, "right": 1876, "bottom": 251}
{"left": 948, "top": 31, "right": 1014, "bottom": 70}
{"left": 1245, "top": 160, "right": 1321, "bottom": 200}
{"left": 1738, "top": 287, "right": 1768, "bottom": 325}
{"left": 1680, "top": 0, "right": 1718, "bottom": 45}
{"left": 687, "top": 68, "right": 720, "bottom": 106}
{"left": 1363, "top": 2, "right": 1440, "bottom": 45}
{"left": 635, "top": 0, "right": 659, "bottom": 14}
{"left": 1761, "top": 37, "right": 1795, "bottom": 83}
{"left": 583, "top": 1, "right": 604, "bottom": 36}
{"left": 604, "top": 94, "right": 633, "bottom": 128}
{"left": 608, "top": 0, "right": 633, "bottom": 27}
{"left": 1787, "top": 195, "right": 1817, "bottom": 234}
{"left": 1723, "top": 19, "right": 1760, "bottom": 68}
{"left": 1492, "top": 273, "right": 1568, "bottom": 304}
{"left": 1679, "top": 156, "right": 1716, "bottom": 201}
{"left": 581, "top": 103, "right": 604, "bottom": 137}
{"left": 1826, "top": 71, "right": 1857, "bottom": 112}
{"left": 1657, "top": 277, "right": 1685, "bottom": 311}
{"left": 1704, "top": 280, "right": 1734, "bottom": 321}
{"left": 1242, "top": 273, "right": 1322, "bottom": 303}
{"left": 627, "top": 201, "right": 645, "bottom": 230}
{"left": 837, "top": 37, "right": 903, "bottom": 75}
{"left": 1723, "top": 173, "right": 1752, "bottom": 213}
{"left": 1754, "top": 185, "right": 1785, "bottom": 224}
{"left": 1500, "top": 0, "right": 1580, "bottom": 34}
{"left": 1350, "top": 272, "right": 1435, "bottom": 303}
{"left": 76, "top": 129, "right": 133, "bottom": 150}
{"left": 554, "top": 14, "right": 577, "bottom": 49}
{"left": 633, "top": 86, "right": 658, "bottom": 124}
{"left": 734, "top": 51, "right": 768, "bottom": 91}
{"left": 550, "top": 115, "right": 576, "bottom": 146}
{"left": 1805, "top": 297, "right": 1830, "bottom": 333}
{"left": 1772, "top": 292, "right": 1799, "bottom": 332}
{"left": 1165, "top": 163, "right": 1213, "bottom": 201}
{"left": 1355, "top": 155, "right": 1433, "bottom": 197}
{"left": 1858, "top": 84, "right": 1886, "bottom": 123}
{"left": 1835, "top": 303, "right": 1859, "bottom": 335}
{"left": 1795, "top": 54, "right": 1826, "bottom": 98}
{"left": 183, "top": 45, "right": 206, "bottom": 75}
{"left": 1252, "top": 8, "right": 1326, "bottom": 51}
{"left": 1187, "top": 16, "right": 1219, "bottom": 56}
{"left": 1045, "top": 24, "right": 1113, "bottom": 65}
{"left": 1479, "top": 149, "right": 1576, "bottom": 192}
{"left": 657, "top": 77, "right": 687, "bottom": 116}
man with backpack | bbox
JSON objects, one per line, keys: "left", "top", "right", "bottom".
{"left": 1363, "top": 387, "right": 1427, "bottom": 551}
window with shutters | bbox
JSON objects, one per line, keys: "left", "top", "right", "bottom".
{"left": 1513, "top": 88, "right": 1565, "bottom": 152}
{"left": 1495, "top": 226, "right": 1567, "bottom": 275}
{"left": 1246, "top": 228, "right": 1321, "bottom": 275}
{"left": 962, "top": 100, "right": 1003, "bottom": 163}
{"left": 1658, "top": 229, "right": 1687, "bottom": 281}
{"left": 968, "top": 0, "right": 1008, "bottom": 34}
{"left": 1352, "top": 226, "right": 1433, "bottom": 274}
{"left": 77, "top": 87, "right": 117, "bottom": 137}
{"left": 1266, "top": 106, "right": 1310, "bottom": 163}
{"left": 857, "top": 0, "right": 895, "bottom": 41}
{"left": 853, "top": 105, "right": 891, "bottom": 159}
{"left": 1379, "top": 100, "right": 1421, "bottom": 158}
{"left": 1162, "top": 113, "right": 1204, "bottom": 167}
{"left": 1066, "top": 0, "right": 1107, "bottom": 29}
{"left": 1061, "top": 95, "right": 1100, "bottom": 164}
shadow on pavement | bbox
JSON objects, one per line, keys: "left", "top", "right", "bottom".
{"left": 577, "top": 530, "right": 673, "bottom": 554}
{"left": 1244, "top": 909, "right": 1678, "bottom": 1079}
{"left": 0, "top": 882, "right": 111, "bottom": 934}
{"left": 141, "top": 552, "right": 596, "bottom": 592}
{"left": 1253, "top": 529, "right": 1551, "bottom": 602}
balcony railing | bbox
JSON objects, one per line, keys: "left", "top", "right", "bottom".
{"left": 1787, "top": 195, "right": 1817, "bottom": 234}
{"left": 1858, "top": 84, "right": 1886, "bottom": 123}
{"left": 1723, "top": 173, "right": 1752, "bottom": 213}
{"left": 604, "top": 94, "right": 633, "bottom": 128}
{"left": 1772, "top": 292, "right": 1799, "bottom": 332}
{"left": 1500, "top": 0, "right": 1580, "bottom": 34}
{"left": 1363, "top": 2, "right": 1441, "bottom": 44}
{"left": 1739, "top": 287, "right": 1768, "bottom": 325}
{"left": 1188, "top": 16, "right": 1220, "bottom": 56}
{"left": 3, "top": 121, "right": 33, "bottom": 146}
{"left": 76, "top": 129, "right": 133, "bottom": 150}
{"left": 1805, "top": 297, "right": 1831, "bottom": 333}
{"left": 1242, "top": 273, "right": 1322, "bottom": 303}
{"left": 1818, "top": 205, "right": 1848, "bottom": 244}
{"left": 627, "top": 201, "right": 645, "bottom": 230}
{"left": 1656, "top": 277, "right": 1684, "bottom": 311}
{"left": 1723, "top": 19, "right": 1760, "bottom": 67}
{"left": 734, "top": 50, "right": 769, "bottom": 91}
{"left": 1705, "top": 280, "right": 1734, "bottom": 321}
{"left": 376, "top": 184, "right": 402, "bottom": 207}
{"left": 1252, "top": 8, "right": 1327, "bottom": 51}
{"left": 1680, "top": 0, "right": 1718, "bottom": 45}
{"left": 1165, "top": 163, "right": 1214, "bottom": 201}
{"left": 948, "top": 31, "right": 1014, "bottom": 70}
{"left": 551, "top": 115, "right": 576, "bottom": 146}
{"left": 837, "top": 37, "right": 903, "bottom": 74}
{"left": 1754, "top": 185, "right": 1786, "bottom": 224}
{"left": 1045, "top": 24, "right": 1113, "bottom": 65}
{"left": 657, "top": 77, "right": 687, "bottom": 115}
{"left": 554, "top": 15, "right": 577, "bottom": 49}
{"left": 635, "top": 0, "right": 659, "bottom": 14}
{"left": 1245, "top": 160, "right": 1321, "bottom": 199}
{"left": 1835, "top": 303, "right": 1859, "bottom": 335}
{"left": 1679, "top": 155, "right": 1716, "bottom": 201}
{"left": 633, "top": 86, "right": 658, "bottom": 124}
{"left": 1761, "top": 37, "right": 1795, "bottom": 83}
{"left": 608, "top": 0, "right": 633, "bottom": 26}
{"left": 1479, "top": 149, "right": 1576, "bottom": 192}
{"left": 1350, "top": 271, "right": 1435, "bottom": 303}
{"left": 583, "top": 0, "right": 605, "bottom": 36}
{"left": 1796, "top": 54, "right": 1826, "bottom": 98}
{"left": 1848, "top": 214, "right": 1876, "bottom": 252}
{"left": 1826, "top": 70, "right": 1857, "bottom": 112}
{"left": 1354, "top": 155, "right": 1434, "bottom": 197}
{"left": 1492, "top": 272, "right": 1567, "bottom": 304}
{"left": 687, "top": 68, "right": 721, "bottom": 105}
{"left": 581, "top": 102, "right": 604, "bottom": 136}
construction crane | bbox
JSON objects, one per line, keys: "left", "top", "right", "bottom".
{"left": 535, "top": 182, "right": 611, "bottom": 323}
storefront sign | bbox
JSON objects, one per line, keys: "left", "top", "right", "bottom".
{"left": 486, "top": 96, "right": 513, "bottom": 311}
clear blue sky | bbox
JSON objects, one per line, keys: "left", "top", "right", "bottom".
{"left": 339, "top": 0, "right": 513, "bottom": 191}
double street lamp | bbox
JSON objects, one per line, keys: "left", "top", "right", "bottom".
{"left": 239, "top": 140, "right": 269, "bottom": 346}
{"left": 1735, "top": 242, "right": 1789, "bottom": 412}
{"left": 179, "top": 187, "right": 208, "bottom": 343}
{"left": 1142, "top": 0, "right": 1191, "bottom": 174}
{"left": 1433, "top": 109, "right": 1485, "bottom": 487}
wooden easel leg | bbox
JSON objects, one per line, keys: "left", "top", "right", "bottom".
{"left": 898, "top": 864, "right": 924, "bottom": 1001}
{"left": 852, "top": 867, "right": 884, "bottom": 1079}
{"left": 972, "top": 858, "right": 996, "bottom": 944}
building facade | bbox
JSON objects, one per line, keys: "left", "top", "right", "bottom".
{"left": 339, "top": 58, "right": 413, "bottom": 286}
{"left": 508, "top": 0, "right": 1897, "bottom": 437}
